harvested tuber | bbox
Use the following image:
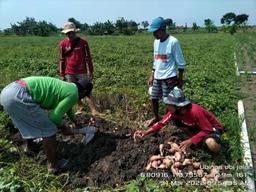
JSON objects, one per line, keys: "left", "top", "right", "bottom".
{"left": 192, "top": 162, "right": 201, "bottom": 169}
{"left": 149, "top": 155, "right": 163, "bottom": 162}
{"left": 158, "top": 163, "right": 166, "bottom": 169}
{"left": 182, "top": 158, "right": 192, "bottom": 166}
{"left": 159, "top": 144, "right": 164, "bottom": 156}
{"left": 145, "top": 162, "right": 151, "bottom": 171}
{"left": 196, "top": 169, "right": 204, "bottom": 177}
{"left": 168, "top": 148, "right": 176, "bottom": 154}
{"left": 151, "top": 161, "right": 159, "bottom": 169}
{"left": 174, "top": 152, "right": 182, "bottom": 162}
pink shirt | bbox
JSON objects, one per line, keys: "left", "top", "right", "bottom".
{"left": 151, "top": 103, "right": 223, "bottom": 145}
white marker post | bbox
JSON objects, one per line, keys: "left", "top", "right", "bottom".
{"left": 238, "top": 100, "right": 255, "bottom": 192}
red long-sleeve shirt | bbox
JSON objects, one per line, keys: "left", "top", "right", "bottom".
{"left": 151, "top": 103, "right": 224, "bottom": 145}
{"left": 58, "top": 37, "right": 94, "bottom": 77}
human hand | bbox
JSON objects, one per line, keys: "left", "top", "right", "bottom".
{"left": 89, "top": 73, "right": 93, "bottom": 81}
{"left": 147, "top": 76, "right": 154, "bottom": 87}
{"left": 60, "top": 76, "right": 65, "bottom": 81}
{"left": 133, "top": 130, "right": 147, "bottom": 141}
{"left": 179, "top": 139, "right": 192, "bottom": 152}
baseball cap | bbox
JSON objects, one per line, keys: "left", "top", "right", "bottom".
{"left": 148, "top": 17, "right": 166, "bottom": 32}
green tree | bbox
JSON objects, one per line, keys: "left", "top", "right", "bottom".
{"left": 9, "top": 17, "right": 57, "bottom": 36}
{"left": 192, "top": 22, "right": 199, "bottom": 31}
{"left": 234, "top": 14, "right": 249, "bottom": 25}
{"left": 141, "top": 21, "right": 149, "bottom": 29}
{"left": 165, "top": 18, "right": 173, "bottom": 29}
{"left": 221, "top": 12, "right": 236, "bottom": 25}
{"left": 204, "top": 19, "right": 217, "bottom": 33}
{"left": 115, "top": 17, "right": 137, "bottom": 35}
{"left": 67, "top": 18, "right": 82, "bottom": 29}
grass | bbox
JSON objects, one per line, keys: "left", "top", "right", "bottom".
{"left": 0, "top": 32, "right": 253, "bottom": 191}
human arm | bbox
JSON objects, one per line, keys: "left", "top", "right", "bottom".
{"left": 84, "top": 41, "right": 94, "bottom": 80}
{"left": 49, "top": 93, "right": 78, "bottom": 128}
{"left": 133, "top": 112, "right": 173, "bottom": 140}
{"left": 58, "top": 43, "right": 66, "bottom": 80}
{"left": 147, "top": 70, "right": 155, "bottom": 87}
{"left": 173, "top": 40, "right": 185, "bottom": 88}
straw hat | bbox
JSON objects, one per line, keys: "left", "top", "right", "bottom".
{"left": 61, "top": 22, "right": 80, "bottom": 34}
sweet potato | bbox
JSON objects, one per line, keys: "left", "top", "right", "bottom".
{"left": 145, "top": 162, "right": 151, "bottom": 171}
{"left": 182, "top": 158, "right": 192, "bottom": 166}
{"left": 174, "top": 152, "right": 182, "bottom": 162}
{"left": 149, "top": 155, "right": 163, "bottom": 162}
{"left": 192, "top": 162, "right": 201, "bottom": 169}
{"left": 168, "top": 142, "right": 180, "bottom": 151}
{"left": 166, "top": 155, "right": 175, "bottom": 164}
{"left": 188, "top": 171, "right": 193, "bottom": 177}
{"left": 159, "top": 144, "right": 164, "bottom": 156}
{"left": 151, "top": 160, "right": 159, "bottom": 169}
{"left": 168, "top": 148, "right": 176, "bottom": 154}
{"left": 197, "top": 169, "right": 204, "bottom": 177}
{"left": 173, "top": 161, "right": 182, "bottom": 168}
{"left": 162, "top": 158, "right": 172, "bottom": 168}
{"left": 158, "top": 164, "right": 166, "bottom": 169}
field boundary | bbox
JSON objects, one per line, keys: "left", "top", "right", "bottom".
{"left": 234, "top": 52, "right": 256, "bottom": 75}
{"left": 238, "top": 100, "right": 255, "bottom": 192}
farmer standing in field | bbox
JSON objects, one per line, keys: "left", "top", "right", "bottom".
{"left": 0, "top": 76, "right": 94, "bottom": 172}
{"left": 134, "top": 87, "right": 223, "bottom": 154}
{"left": 59, "top": 21, "right": 98, "bottom": 116}
{"left": 145, "top": 17, "right": 186, "bottom": 127}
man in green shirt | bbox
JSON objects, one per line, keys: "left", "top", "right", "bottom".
{"left": 0, "top": 76, "right": 93, "bottom": 172}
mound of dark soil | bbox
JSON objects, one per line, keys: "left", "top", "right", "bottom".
{"left": 10, "top": 115, "right": 183, "bottom": 188}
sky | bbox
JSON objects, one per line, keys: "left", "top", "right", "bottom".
{"left": 0, "top": 0, "right": 255, "bottom": 29}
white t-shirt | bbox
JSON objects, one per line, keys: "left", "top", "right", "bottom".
{"left": 153, "top": 35, "right": 185, "bottom": 80}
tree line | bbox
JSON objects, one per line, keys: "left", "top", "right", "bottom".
{"left": 0, "top": 12, "right": 250, "bottom": 36}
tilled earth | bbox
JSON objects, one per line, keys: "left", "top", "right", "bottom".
{"left": 10, "top": 115, "right": 185, "bottom": 188}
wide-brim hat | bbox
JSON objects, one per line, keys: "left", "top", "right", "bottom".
{"left": 61, "top": 22, "right": 80, "bottom": 34}
{"left": 148, "top": 17, "right": 166, "bottom": 32}
{"left": 163, "top": 87, "right": 191, "bottom": 107}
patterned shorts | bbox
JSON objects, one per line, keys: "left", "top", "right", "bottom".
{"left": 65, "top": 74, "right": 91, "bottom": 83}
{"left": 151, "top": 76, "right": 178, "bottom": 100}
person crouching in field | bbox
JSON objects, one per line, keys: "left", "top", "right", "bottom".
{"left": 134, "top": 87, "right": 223, "bottom": 154}
{"left": 0, "top": 76, "right": 92, "bottom": 172}
{"left": 59, "top": 21, "right": 98, "bottom": 116}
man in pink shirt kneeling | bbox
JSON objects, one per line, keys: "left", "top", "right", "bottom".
{"left": 134, "top": 87, "right": 223, "bottom": 154}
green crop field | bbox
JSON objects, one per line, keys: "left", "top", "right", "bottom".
{"left": 0, "top": 32, "right": 254, "bottom": 191}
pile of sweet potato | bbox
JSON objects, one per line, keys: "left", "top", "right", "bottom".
{"left": 145, "top": 141, "right": 221, "bottom": 182}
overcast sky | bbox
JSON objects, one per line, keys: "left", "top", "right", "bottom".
{"left": 0, "top": 0, "right": 255, "bottom": 29}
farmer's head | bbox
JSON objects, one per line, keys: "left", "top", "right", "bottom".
{"left": 163, "top": 87, "right": 191, "bottom": 113}
{"left": 148, "top": 17, "right": 167, "bottom": 40}
{"left": 61, "top": 22, "right": 80, "bottom": 40}
{"left": 75, "top": 78, "right": 93, "bottom": 99}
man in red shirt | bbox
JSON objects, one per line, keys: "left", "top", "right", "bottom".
{"left": 134, "top": 87, "right": 223, "bottom": 154}
{"left": 59, "top": 21, "right": 98, "bottom": 115}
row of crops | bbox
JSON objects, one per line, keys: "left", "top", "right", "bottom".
{"left": 0, "top": 33, "right": 251, "bottom": 191}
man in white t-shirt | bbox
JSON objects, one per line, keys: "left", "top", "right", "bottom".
{"left": 145, "top": 17, "right": 186, "bottom": 127}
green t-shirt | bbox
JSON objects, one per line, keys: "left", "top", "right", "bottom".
{"left": 23, "top": 76, "right": 78, "bottom": 127}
